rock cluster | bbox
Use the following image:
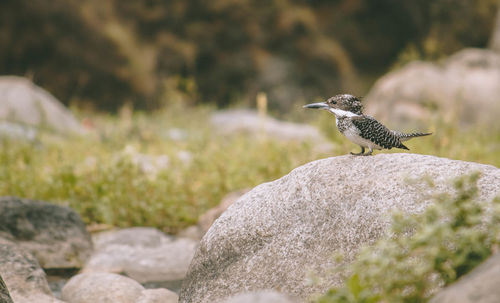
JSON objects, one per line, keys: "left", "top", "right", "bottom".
{"left": 0, "top": 198, "right": 194, "bottom": 303}
{"left": 83, "top": 227, "right": 197, "bottom": 291}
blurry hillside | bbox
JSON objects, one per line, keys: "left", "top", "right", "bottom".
{"left": 0, "top": 0, "right": 498, "bottom": 111}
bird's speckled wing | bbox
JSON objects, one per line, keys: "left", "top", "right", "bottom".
{"left": 351, "top": 116, "right": 408, "bottom": 149}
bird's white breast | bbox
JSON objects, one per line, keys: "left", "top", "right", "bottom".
{"left": 336, "top": 118, "right": 383, "bottom": 150}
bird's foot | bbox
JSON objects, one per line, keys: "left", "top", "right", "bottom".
{"left": 350, "top": 147, "right": 366, "bottom": 156}
{"left": 350, "top": 148, "right": 373, "bottom": 156}
{"left": 362, "top": 150, "right": 374, "bottom": 156}
{"left": 350, "top": 151, "right": 365, "bottom": 156}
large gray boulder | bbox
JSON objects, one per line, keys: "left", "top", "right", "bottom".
{"left": 179, "top": 154, "right": 500, "bottom": 303}
{"left": 83, "top": 227, "right": 197, "bottom": 291}
{"left": 0, "top": 197, "right": 93, "bottom": 270}
{"left": 430, "top": 253, "right": 500, "bottom": 303}
{"left": 364, "top": 48, "right": 500, "bottom": 129}
{"left": 0, "top": 243, "right": 64, "bottom": 303}
{"left": 0, "top": 76, "right": 83, "bottom": 134}
{"left": 62, "top": 272, "right": 178, "bottom": 303}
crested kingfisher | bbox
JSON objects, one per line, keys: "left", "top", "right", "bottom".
{"left": 304, "top": 94, "right": 431, "bottom": 156}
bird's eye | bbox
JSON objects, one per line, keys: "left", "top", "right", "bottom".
{"left": 332, "top": 101, "right": 337, "bottom": 104}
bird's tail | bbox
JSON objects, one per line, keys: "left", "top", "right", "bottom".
{"left": 393, "top": 131, "right": 432, "bottom": 142}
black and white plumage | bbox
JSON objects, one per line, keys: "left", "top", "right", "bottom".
{"left": 304, "top": 94, "right": 432, "bottom": 156}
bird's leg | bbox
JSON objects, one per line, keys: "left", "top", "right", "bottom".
{"left": 350, "top": 146, "right": 365, "bottom": 156}
{"left": 361, "top": 147, "right": 373, "bottom": 156}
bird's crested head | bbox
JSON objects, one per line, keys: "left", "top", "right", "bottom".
{"left": 303, "top": 94, "right": 363, "bottom": 116}
{"left": 325, "top": 94, "right": 363, "bottom": 115}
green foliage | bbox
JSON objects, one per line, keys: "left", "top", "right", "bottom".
{"left": 318, "top": 173, "right": 500, "bottom": 303}
{"left": 0, "top": 105, "right": 321, "bottom": 233}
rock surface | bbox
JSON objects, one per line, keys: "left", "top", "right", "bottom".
{"left": 219, "top": 290, "right": 298, "bottom": 303}
{"left": 62, "top": 272, "right": 178, "bottom": 303}
{"left": 179, "top": 189, "right": 251, "bottom": 240}
{"left": 429, "top": 253, "right": 500, "bottom": 303}
{"left": 179, "top": 154, "right": 500, "bottom": 302}
{"left": 364, "top": 48, "right": 500, "bottom": 129}
{"left": 137, "top": 288, "right": 179, "bottom": 303}
{"left": 198, "top": 189, "right": 250, "bottom": 234}
{"left": 0, "top": 76, "right": 83, "bottom": 134}
{"left": 0, "top": 273, "right": 13, "bottom": 303}
{"left": 0, "top": 121, "right": 37, "bottom": 141}
{"left": 0, "top": 242, "right": 64, "bottom": 303}
{"left": 83, "top": 227, "right": 197, "bottom": 289}
{"left": 0, "top": 197, "right": 93, "bottom": 270}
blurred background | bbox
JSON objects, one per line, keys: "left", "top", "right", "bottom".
{"left": 0, "top": 0, "right": 499, "bottom": 232}
{"left": 1, "top": 0, "right": 499, "bottom": 110}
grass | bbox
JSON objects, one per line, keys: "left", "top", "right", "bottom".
{"left": 0, "top": 104, "right": 322, "bottom": 233}
{"left": 0, "top": 103, "right": 499, "bottom": 234}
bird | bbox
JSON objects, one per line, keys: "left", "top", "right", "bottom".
{"left": 303, "top": 94, "right": 432, "bottom": 156}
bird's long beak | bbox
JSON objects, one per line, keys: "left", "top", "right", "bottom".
{"left": 303, "top": 102, "right": 329, "bottom": 109}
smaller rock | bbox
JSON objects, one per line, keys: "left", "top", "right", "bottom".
{"left": 430, "top": 253, "right": 500, "bottom": 303}
{"left": 0, "top": 76, "right": 84, "bottom": 134}
{"left": 0, "top": 121, "right": 37, "bottom": 141}
{"left": 0, "top": 242, "right": 64, "bottom": 303}
{"left": 137, "top": 288, "right": 178, "bottom": 303}
{"left": 62, "top": 273, "right": 177, "bottom": 303}
{"left": 219, "top": 290, "right": 298, "bottom": 303}
{"left": 177, "top": 226, "right": 204, "bottom": 241}
{"left": 0, "top": 196, "right": 93, "bottom": 270}
{"left": 0, "top": 273, "right": 14, "bottom": 303}
{"left": 62, "top": 273, "right": 143, "bottom": 303}
{"left": 84, "top": 227, "right": 197, "bottom": 288}
{"left": 211, "top": 109, "right": 330, "bottom": 144}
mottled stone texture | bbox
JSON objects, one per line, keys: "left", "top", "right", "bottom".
{"left": 430, "top": 253, "right": 500, "bottom": 303}
{"left": 180, "top": 154, "right": 500, "bottom": 303}
{"left": 0, "top": 273, "right": 13, "bottom": 303}
{"left": 219, "top": 291, "right": 298, "bottom": 303}
{"left": 0, "top": 243, "right": 63, "bottom": 303}
{"left": 83, "top": 227, "right": 197, "bottom": 284}
{"left": 0, "top": 197, "right": 92, "bottom": 270}
{"left": 62, "top": 272, "right": 178, "bottom": 303}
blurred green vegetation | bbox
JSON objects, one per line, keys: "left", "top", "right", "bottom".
{"left": 0, "top": 103, "right": 499, "bottom": 233}
{"left": 0, "top": 0, "right": 498, "bottom": 110}
{"left": 0, "top": 104, "right": 323, "bottom": 233}
{"left": 317, "top": 173, "right": 500, "bottom": 303}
